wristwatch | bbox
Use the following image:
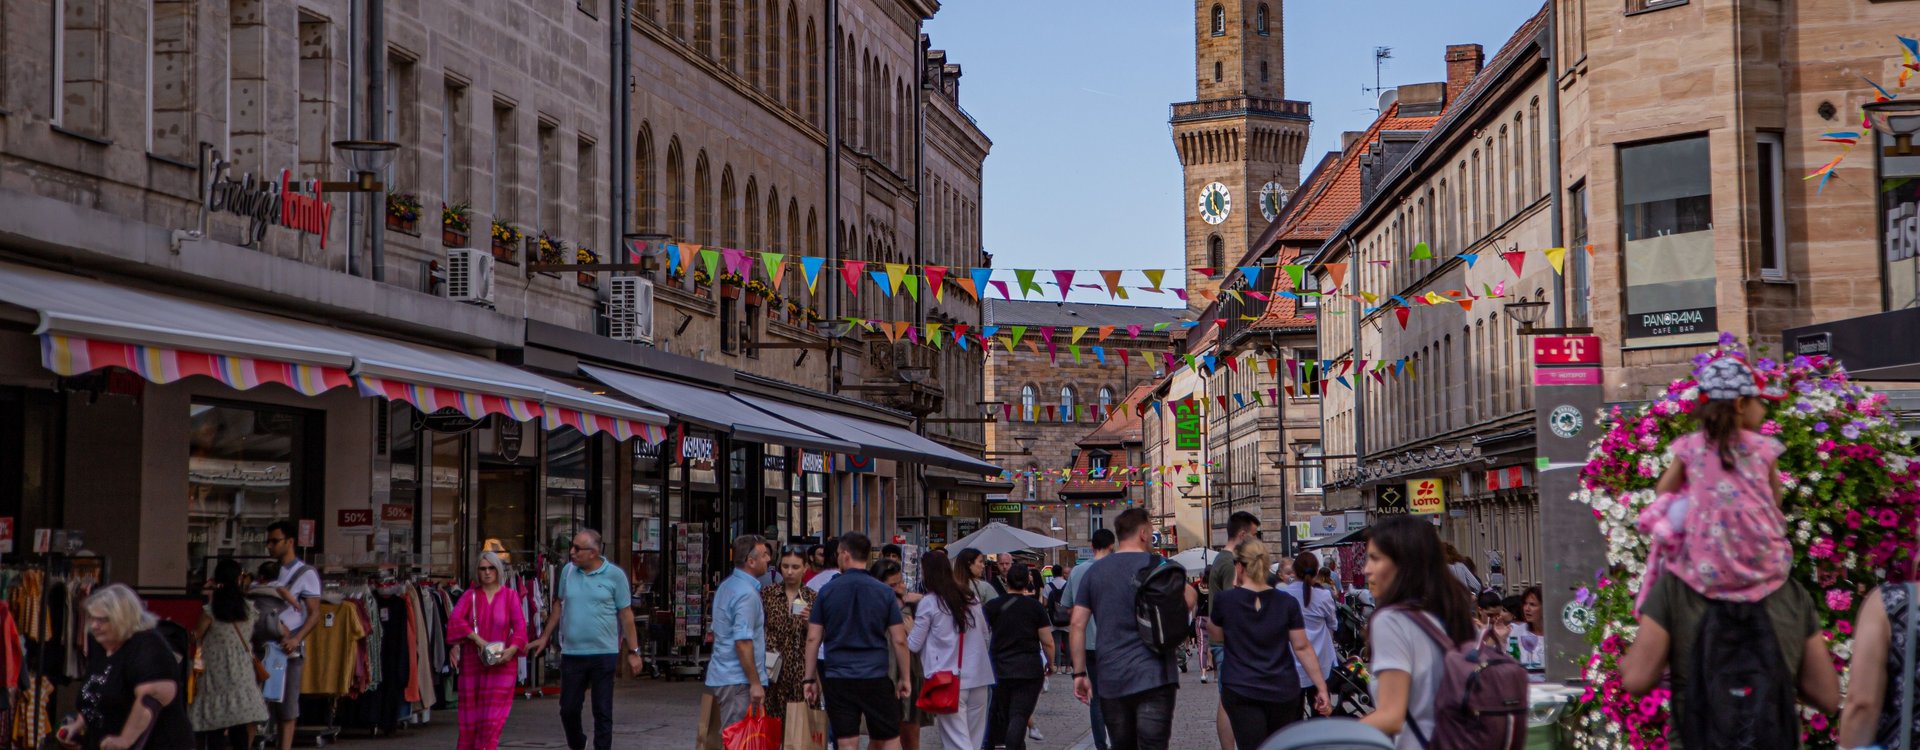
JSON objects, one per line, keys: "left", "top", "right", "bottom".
{"left": 628, "top": 647, "right": 643, "bottom": 656}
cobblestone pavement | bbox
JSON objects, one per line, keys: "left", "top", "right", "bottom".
{"left": 356, "top": 664, "right": 1225, "bottom": 748}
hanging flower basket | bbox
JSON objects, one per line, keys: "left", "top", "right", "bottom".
{"left": 575, "top": 247, "right": 599, "bottom": 288}
{"left": 441, "top": 201, "right": 472, "bottom": 247}
{"left": 490, "top": 221, "right": 523, "bottom": 265}
{"left": 745, "top": 278, "right": 774, "bottom": 306}
{"left": 386, "top": 193, "right": 422, "bottom": 235}
{"left": 529, "top": 232, "right": 567, "bottom": 278}
{"left": 692, "top": 268, "right": 713, "bottom": 299}
{"left": 719, "top": 272, "right": 745, "bottom": 300}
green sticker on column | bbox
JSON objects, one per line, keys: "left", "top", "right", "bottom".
{"left": 1535, "top": 456, "right": 1550, "bottom": 471}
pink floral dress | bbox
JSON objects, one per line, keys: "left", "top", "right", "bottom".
{"left": 1647, "top": 430, "right": 1790, "bottom": 603}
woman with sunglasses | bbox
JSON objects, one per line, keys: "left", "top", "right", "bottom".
{"left": 760, "top": 549, "right": 817, "bottom": 720}
{"left": 447, "top": 551, "right": 528, "bottom": 750}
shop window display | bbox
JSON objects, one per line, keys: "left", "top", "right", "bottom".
{"left": 187, "top": 402, "right": 317, "bottom": 584}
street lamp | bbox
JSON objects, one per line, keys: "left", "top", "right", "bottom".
{"left": 1501, "top": 299, "right": 1550, "bottom": 332}
{"left": 897, "top": 365, "right": 931, "bottom": 385}
{"left": 1864, "top": 100, "right": 1920, "bottom": 157}
{"left": 319, "top": 139, "right": 400, "bottom": 193}
{"left": 985, "top": 434, "right": 1037, "bottom": 458}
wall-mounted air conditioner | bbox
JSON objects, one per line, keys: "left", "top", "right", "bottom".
{"left": 446, "top": 248, "right": 496, "bottom": 306}
{"left": 608, "top": 275, "right": 655, "bottom": 344}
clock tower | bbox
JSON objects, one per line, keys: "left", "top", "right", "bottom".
{"left": 1172, "top": 0, "right": 1310, "bottom": 310}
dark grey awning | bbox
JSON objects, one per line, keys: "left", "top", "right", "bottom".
{"left": 733, "top": 393, "right": 1006, "bottom": 476}
{"left": 580, "top": 364, "right": 858, "bottom": 454}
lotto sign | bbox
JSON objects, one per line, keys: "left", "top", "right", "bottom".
{"left": 1407, "top": 478, "right": 1446, "bottom": 515}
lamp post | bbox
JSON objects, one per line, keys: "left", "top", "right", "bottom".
{"left": 319, "top": 139, "right": 400, "bottom": 194}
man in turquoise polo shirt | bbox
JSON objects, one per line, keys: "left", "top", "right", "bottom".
{"left": 705, "top": 534, "right": 771, "bottom": 731}
{"left": 529, "top": 530, "right": 642, "bottom": 750}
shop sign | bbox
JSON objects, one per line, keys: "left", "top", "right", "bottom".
{"left": 380, "top": 503, "right": 414, "bottom": 525}
{"left": 1311, "top": 514, "right": 1346, "bottom": 536}
{"left": 986, "top": 503, "right": 1023, "bottom": 514}
{"left": 419, "top": 407, "right": 482, "bottom": 435}
{"left": 497, "top": 420, "right": 523, "bottom": 462}
{"left": 840, "top": 454, "right": 876, "bottom": 473}
{"left": 1535, "top": 367, "right": 1602, "bottom": 386}
{"left": 801, "top": 452, "right": 827, "bottom": 473}
{"left": 337, "top": 509, "right": 374, "bottom": 536}
{"left": 1174, "top": 400, "right": 1202, "bottom": 450}
{"left": 199, "top": 147, "right": 334, "bottom": 248}
{"left": 33, "top": 529, "right": 51, "bottom": 555}
{"left": 927, "top": 527, "right": 948, "bottom": 547}
{"left": 297, "top": 519, "right": 315, "bottom": 547}
{"left": 680, "top": 436, "right": 716, "bottom": 471}
{"left": 1794, "top": 332, "right": 1833, "bottom": 357}
{"left": 0, "top": 517, "right": 14, "bottom": 554}
{"left": 1626, "top": 307, "right": 1715, "bottom": 340}
{"left": 956, "top": 519, "right": 980, "bottom": 538}
{"left": 1375, "top": 484, "right": 1407, "bottom": 515}
{"left": 1531, "top": 336, "right": 1602, "bottom": 367}
{"left": 763, "top": 452, "right": 787, "bottom": 471}
{"left": 1408, "top": 478, "right": 1446, "bottom": 515}
{"left": 1485, "top": 466, "right": 1531, "bottom": 491}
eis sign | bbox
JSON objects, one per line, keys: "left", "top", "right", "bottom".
{"left": 199, "top": 147, "right": 334, "bottom": 248}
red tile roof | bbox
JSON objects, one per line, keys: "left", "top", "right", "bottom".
{"left": 1061, "top": 384, "right": 1151, "bottom": 498}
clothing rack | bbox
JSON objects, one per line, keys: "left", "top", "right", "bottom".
{"left": 2, "top": 554, "right": 105, "bottom": 750}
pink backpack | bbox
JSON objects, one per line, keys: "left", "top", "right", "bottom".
{"left": 1392, "top": 607, "right": 1529, "bottom": 750}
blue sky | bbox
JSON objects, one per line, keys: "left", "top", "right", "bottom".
{"left": 924, "top": 0, "right": 1542, "bottom": 304}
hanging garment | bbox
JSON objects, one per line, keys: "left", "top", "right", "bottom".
{"left": 300, "top": 600, "right": 369, "bottom": 697}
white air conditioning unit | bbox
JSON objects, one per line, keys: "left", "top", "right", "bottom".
{"left": 608, "top": 275, "right": 655, "bottom": 344}
{"left": 446, "top": 248, "right": 496, "bottom": 305}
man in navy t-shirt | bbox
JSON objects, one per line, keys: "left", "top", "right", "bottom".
{"left": 803, "top": 532, "right": 911, "bottom": 749}
{"left": 1071, "top": 508, "right": 1195, "bottom": 750}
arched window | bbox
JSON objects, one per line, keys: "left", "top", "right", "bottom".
{"left": 1214, "top": 61, "right": 1223, "bottom": 82}
{"left": 1211, "top": 4, "right": 1226, "bottom": 36}
{"left": 786, "top": 3, "right": 801, "bottom": 108}
{"left": 1020, "top": 385, "right": 1037, "bottom": 422}
{"left": 720, "top": 166, "right": 737, "bottom": 247}
{"left": 745, "top": 178, "right": 760, "bottom": 251}
{"left": 1256, "top": 4, "right": 1269, "bottom": 35}
{"left": 1060, "top": 385, "right": 1077, "bottom": 422}
{"left": 694, "top": 151, "right": 712, "bottom": 243}
{"left": 1098, "top": 386, "right": 1115, "bottom": 413}
{"left": 1208, "top": 235, "right": 1224, "bottom": 269}
{"left": 636, "top": 122, "right": 656, "bottom": 232}
{"left": 767, "top": 8, "right": 783, "bottom": 104}
{"left": 746, "top": 0, "right": 761, "bottom": 85}
{"left": 806, "top": 19, "right": 820, "bottom": 125}
{"left": 1260, "top": 61, "right": 1268, "bottom": 83}
{"left": 765, "top": 187, "right": 781, "bottom": 250}
{"left": 666, "top": 138, "right": 686, "bottom": 239}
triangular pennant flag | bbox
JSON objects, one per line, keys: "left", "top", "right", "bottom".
{"left": 880, "top": 321, "right": 901, "bottom": 343}
{"left": 1069, "top": 344, "right": 1082, "bottom": 364}
{"left": 1394, "top": 306, "right": 1411, "bottom": 329}
{"left": 1070, "top": 326, "right": 1089, "bottom": 345}
{"left": 1239, "top": 266, "right": 1263, "bottom": 284}
{"left": 899, "top": 321, "right": 915, "bottom": 343}
{"left": 1096, "top": 325, "right": 1115, "bottom": 342}
{"left": 1232, "top": 393, "right": 1245, "bottom": 409}
{"left": 1458, "top": 252, "right": 1479, "bottom": 268}
{"left": 666, "top": 244, "right": 683, "bottom": 276}
{"left": 926, "top": 322, "right": 944, "bottom": 348}
{"left": 924, "top": 266, "right": 948, "bottom": 302}
{"left": 680, "top": 243, "right": 704, "bottom": 277}
{"left": 1092, "top": 346, "right": 1105, "bottom": 364}
{"left": 1502, "top": 250, "right": 1526, "bottom": 278}
{"left": 1173, "top": 288, "right": 1189, "bottom": 301}
{"left": 839, "top": 260, "right": 867, "bottom": 296}
{"left": 969, "top": 267, "right": 993, "bottom": 298}
{"left": 1143, "top": 269, "right": 1167, "bottom": 291}
{"left": 901, "top": 275, "right": 920, "bottom": 301}
{"left": 1585, "top": 244, "right": 1595, "bottom": 258}
{"left": 700, "top": 248, "right": 723, "bottom": 280}
{"left": 1052, "top": 270, "right": 1076, "bottom": 300}
{"left": 1224, "top": 355, "right": 1239, "bottom": 373}
{"left": 1274, "top": 264, "right": 1301, "bottom": 290}
{"left": 1337, "top": 375, "right": 1352, "bottom": 390}
{"left": 1216, "top": 395, "right": 1229, "bottom": 411}
{"left": 1009, "top": 326, "right": 1028, "bottom": 348}
{"left": 1410, "top": 241, "right": 1433, "bottom": 260}
{"left": 1324, "top": 263, "right": 1348, "bottom": 291}
{"left": 801, "top": 256, "right": 827, "bottom": 294}
{"left": 759, "top": 252, "right": 788, "bottom": 289}
{"left": 1100, "top": 270, "right": 1125, "bottom": 299}
{"left": 868, "top": 270, "right": 894, "bottom": 298}
{"left": 1459, "top": 299, "right": 1474, "bottom": 312}
{"left": 954, "top": 276, "right": 979, "bottom": 302}
{"left": 885, "top": 263, "right": 910, "bottom": 294}
{"left": 722, "top": 248, "right": 751, "bottom": 277}
{"left": 990, "top": 280, "right": 1012, "bottom": 299}
{"left": 1014, "top": 269, "right": 1042, "bottom": 298}
{"left": 1543, "top": 247, "right": 1569, "bottom": 275}
{"left": 1117, "top": 348, "right": 1129, "bottom": 368}
{"left": 1127, "top": 324, "right": 1143, "bottom": 338}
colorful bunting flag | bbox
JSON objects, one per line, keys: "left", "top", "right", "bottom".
{"left": 1543, "top": 247, "right": 1569, "bottom": 275}
{"left": 1502, "top": 251, "right": 1526, "bottom": 278}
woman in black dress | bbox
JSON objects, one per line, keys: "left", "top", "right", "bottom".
{"left": 59, "top": 584, "right": 195, "bottom": 750}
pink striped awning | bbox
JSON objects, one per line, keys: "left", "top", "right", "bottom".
{"left": 40, "top": 334, "right": 352, "bottom": 396}
{"left": 547, "top": 406, "right": 667, "bottom": 444}
{"left": 355, "top": 375, "right": 545, "bottom": 422}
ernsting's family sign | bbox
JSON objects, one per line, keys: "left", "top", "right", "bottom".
{"left": 198, "top": 147, "right": 334, "bottom": 249}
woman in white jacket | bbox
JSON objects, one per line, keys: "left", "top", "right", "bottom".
{"left": 907, "top": 550, "right": 995, "bottom": 750}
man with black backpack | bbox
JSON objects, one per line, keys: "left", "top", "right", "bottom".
{"left": 1071, "top": 508, "right": 1196, "bottom": 750}
{"left": 1046, "top": 564, "right": 1073, "bottom": 672}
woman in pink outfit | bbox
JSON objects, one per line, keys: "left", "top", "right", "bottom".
{"left": 448, "top": 551, "right": 528, "bottom": 750}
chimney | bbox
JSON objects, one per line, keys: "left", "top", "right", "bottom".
{"left": 1340, "top": 131, "right": 1366, "bottom": 152}
{"left": 1445, "top": 44, "right": 1484, "bottom": 108}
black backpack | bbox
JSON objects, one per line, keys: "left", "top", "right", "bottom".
{"left": 1132, "top": 556, "right": 1193, "bottom": 656}
{"left": 1046, "top": 580, "right": 1071, "bottom": 628}
{"left": 1681, "top": 599, "right": 1798, "bottom": 750}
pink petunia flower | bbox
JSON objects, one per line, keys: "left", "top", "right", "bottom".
{"left": 1827, "top": 589, "right": 1854, "bottom": 611}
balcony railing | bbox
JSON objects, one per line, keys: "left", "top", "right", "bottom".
{"left": 1170, "top": 97, "right": 1312, "bottom": 123}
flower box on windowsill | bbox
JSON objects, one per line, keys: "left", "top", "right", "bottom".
{"left": 491, "top": 240, "right": 518, "bottom": 265}
{"left": 386, "top": 214, "right": 419, "bottom": 236}
{"left": 442, "top": 229, "right": 468, "bottom": 247}
{"left": 694, "top": 285, "right": 713, "bottom": 300}
{"left": 577, "top": 272, "right": 597, "bottom": 289}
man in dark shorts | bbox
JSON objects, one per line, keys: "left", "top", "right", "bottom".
{"left": 1072, "top": 508, "right": 1196, "bottom": 750}
{"left": 803, "top": 532, "right": 912, "bottom": 750}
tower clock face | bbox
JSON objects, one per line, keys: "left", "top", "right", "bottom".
{"left": 1197, "top": 182, "right": 1231, "bottom": 225}
{"left": 1259, "top": 182, "right": 1291, "bottom": 221}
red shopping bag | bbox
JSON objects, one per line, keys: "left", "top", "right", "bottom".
{"left": 722, "top": 706, "right": 782, "bottom": 750}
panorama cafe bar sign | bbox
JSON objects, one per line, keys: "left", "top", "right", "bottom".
{"left": 198, "top": 146, "right": 334, "bottom": 248}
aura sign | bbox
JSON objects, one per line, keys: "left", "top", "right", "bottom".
{"left": 198, "top": 147, "right": 334, "bottom": 248}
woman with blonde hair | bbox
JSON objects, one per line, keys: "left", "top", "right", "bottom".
{"left": 59, "top": 584, "right": 195, "bottom": 750}
{"left": 1207, "top": 539, "right": 1330, "bottom": 750}
{"left": 448, "top": 550, "right": 528, "bottom": 750}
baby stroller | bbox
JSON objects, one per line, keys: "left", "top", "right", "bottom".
{"left": 1259, "top": 718, "right": 1394, "bottom": 750}
{"left": 1326, "top": 656, "right": 1375, "bottom": 717}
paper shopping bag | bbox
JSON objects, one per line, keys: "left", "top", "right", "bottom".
{"left": 781, "top": 701, "right": 827, "bottom": 750}
{"left": 696, "top": 693, "right": 726, "bottom": 750}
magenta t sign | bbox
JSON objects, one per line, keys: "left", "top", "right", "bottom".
{"left": 1532, "top": 335, "right": 1602, "bottom": 366}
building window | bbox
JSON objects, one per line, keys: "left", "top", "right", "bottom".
{"left": 385, "top": 55, "right": 418, "bottom": 189}
{"left": 188, "top": 401, "right": 320, "bottom": 584}
{"left": 720, "top": 296, "right": 737, "bottom": 354}
{"left": 1256, "top": 4, "right": 1269, "bottom": 35}
{"left": 1211, "top": 4, "right": 1225, "bottom": 36}
{"left": 151, "top": 0, "right": 198, "bottom": 160}
{"left": 577, "top": 136, "right": 598, "bottom": 248}
{"left": 442, "top": 80, "right": 469, "bottom": 205}
{"left": 1208, "top": 235, "right": 1225, "bottom": 269}
{"left": 1089, "top": 505, "right": 1105, "bottom": 534}
{"left": 1098, "top": 386, "right": 1115, "bottom": 414}
{"left": 492, "top": 102, "right": 517, "bottom": 218}
{"left": 537, "top": 120, "right": 560, "bottom": 232}
{"left": 1214, "top": 61, "right": 1223, "bottom": 83}
{"left": 1061, "top": 386, "right": 1077, "bottom": 423}
{"left": 667, "top": 137, "right": 686, "bottom": 241}
{"left": 1756, "top": 132, "right": 1786, "bottom": 279}
{"left": 1627, "top": 0, "right": 1687, "bottom": 13}
{"left": 1089, "top": 450, "right": 1110, "bottom": 477}
{"left": 1296, "top": 347, "right": 1321, "bottom": 398}
{"left": 1569, "top": 182, "right": 1591, "bottom": 326}
{"left": 1020, "top": 385, "right": 1037, "bottom": 422}
{"left": 1301, "top": 270, "right": 1320, "bottom": 309}
{"left": 1297, "top": 444, "right": 1322, "bottom": 493}
{"left": 1620, "top": 136, "right": 1715, "bottom": 343}
{"left": 1260, "top": 61, "right": 1269, "bottom": 83}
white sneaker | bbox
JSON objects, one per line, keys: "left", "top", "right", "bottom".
{"left": 1029, "top": 727, "right": 1045, "bottom": 742}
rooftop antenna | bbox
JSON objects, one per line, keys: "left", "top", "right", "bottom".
{"left": 1361, "top": 46, "right": 1393, "bottom": 111}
